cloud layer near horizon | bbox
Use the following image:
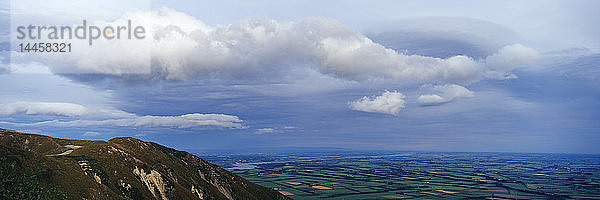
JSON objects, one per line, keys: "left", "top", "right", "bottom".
{"left": 15, "top": 7, "right": 540, "bottom": 85}
{"left": 0, "top": 101, "right": 244, "bottom": 128}
{"left": 0, "top": 101, "right": 89, "bottom": 116}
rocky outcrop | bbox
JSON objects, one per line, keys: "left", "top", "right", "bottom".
{"left": 133, "top": 166, "right": 169, "bottom": 200}
{"left": 191, "top": 185, "right": 204, "bottom": 199}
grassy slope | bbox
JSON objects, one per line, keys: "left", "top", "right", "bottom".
{"left": 0, "top": 129, "right": 289, "bottom": 200}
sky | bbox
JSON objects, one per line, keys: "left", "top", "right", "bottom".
{"left": 1, "top": 0, "right": 599, "bottom": 153}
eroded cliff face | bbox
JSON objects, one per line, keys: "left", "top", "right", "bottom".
{"left": 0, "top": 129, "right": 290, "bottom": 200}
{"left": 133, "top": 166, "right": 168, "bottom": 200}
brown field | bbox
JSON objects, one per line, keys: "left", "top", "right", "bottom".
{"left": 285, "top": 182, "right": 302, "bottom": 186}
{"left": 526, "top": 184, "right": 538, "bottom": 189}
{"left": 420, "top": 191, "right": 441, "bottom": 195}
{"left": 268, "top": 173, "right": 288, "bottom": 176}
{"left": 279, "top": 191, "right": 294, "bottom": 196}
{"left": 436, "top": 189, "right": 457, "bottom": 194}
{"left": 312, "top": 186, "right": 333, "bottom": 190}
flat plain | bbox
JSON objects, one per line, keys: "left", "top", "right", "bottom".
{"left": 202, "top": 152, "right": 600, "bottom": 199}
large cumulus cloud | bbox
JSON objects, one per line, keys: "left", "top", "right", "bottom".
{"left": 15, "top": 7, "right": 540, "bottom": 84}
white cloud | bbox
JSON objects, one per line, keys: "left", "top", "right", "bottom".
{"left": 0, "top": 101, "right": 244, "bottom": 129}
{"left": 486, "top": 44, "right": 541, "bottom": 70}
{"left": 83, "top": 131, "right": 102, "bottom": 136}
{"left": 485, "top": 44, "right": 541, "bottom": 79}
{"left": 45, "top": 113, "right": 244, "bottom": 128}
{"left": 0, "top": 101, "right": 89, "bottom": 117}
{"left": 417, "top": 94, "right": 446, "bottom": 105}
{"left": 16, "top": 7, "right": 540, "bottom": 84}
{"left": 255, "top": 126, "right": 298, "bottom": 133}
{"left": 256, "top": 128, "right": 280, "bottom": 134}
{"left": 349, "top": 91, "right": 406, "bottom": 115}
{"left": 417, "top": 84, "right": 474, "bottom": 105}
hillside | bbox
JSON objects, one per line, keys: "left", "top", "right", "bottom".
{"left": 0, "top": 129, "right": 290, "bottom": 200}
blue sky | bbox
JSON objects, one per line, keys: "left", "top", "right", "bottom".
{"left": 1, "top": 0, "right": 599, "bottom": 153}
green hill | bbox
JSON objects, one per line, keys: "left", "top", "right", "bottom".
{"left": 0, "top": 129, "right": 290, "bottom": 200}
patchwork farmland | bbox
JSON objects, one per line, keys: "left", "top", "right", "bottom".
{"left": 203, "top": 152, "right": 600, "bottom": 199}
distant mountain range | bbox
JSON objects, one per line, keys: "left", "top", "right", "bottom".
{"left": 0, "top": 129, "right": 290, "bottom": 200}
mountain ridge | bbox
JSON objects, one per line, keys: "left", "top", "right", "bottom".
{"left": 0, "top": 128, "right": 290, "bottom": 200}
